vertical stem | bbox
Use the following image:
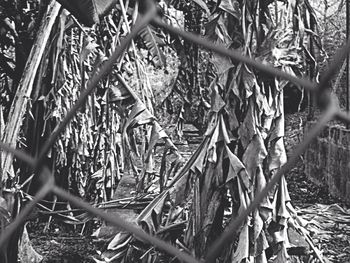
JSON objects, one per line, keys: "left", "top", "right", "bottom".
{"left": 44, "top": 195, "right": 57, "bottom": 233}
{"left": 0, "top": 1, "right": 61, "bottom": 193}
{"left": 274, "top": 0, "right": 278, "bottom": 23}
{"left": 346, "top": 0, "right": 350, "bottom": 127}
{"left": 308, "top": 19, "right": 315, "bottom": 120}
{"left": 0, "top": 106, "right": 4, "bottom": 188}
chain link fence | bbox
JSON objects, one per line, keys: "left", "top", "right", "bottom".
{"left": 1, "top": 2, "right": 350, "bottom": 263}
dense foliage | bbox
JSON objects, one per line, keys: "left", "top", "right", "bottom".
{"left": 0, "top": 0, "right": 335, "bottom": 262}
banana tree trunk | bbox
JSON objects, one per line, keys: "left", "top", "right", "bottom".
{"left": 0, "top": 0, "right": 61, "bottom": 192}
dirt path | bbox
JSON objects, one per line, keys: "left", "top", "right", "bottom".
{"left": 28, "top": 222, "right": 95, "bottom": 263}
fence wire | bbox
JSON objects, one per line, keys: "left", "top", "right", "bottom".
{"left": 1, "top": 1, "right": 350, "bottom": 263}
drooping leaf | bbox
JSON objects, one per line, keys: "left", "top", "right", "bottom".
{"left": 231, "top": 222, "right": 249, "bottom": 263}
{"left": 137, "top": 191, "right": 169, "bottom": 234}
{"left": 139, "top": 26, "right": 166, "bottom": 68}
{"left": 80, "top": 35, "right": 99, "bottom": 65}
{"left": 168, "top": 137, "right": 210, "bottom": 205}
{"left": 124, "top": 101, "right": 155, "bottom": 130}
{"left": 188, "top": 136, "right": 210, "bottom": 174}
{"left": 144, "top": 122, "right": 168, "bottom": 163}
{"left": 268, "top": 137, "right": 287, "bottom": 171}
{"left": 108, "top": 82, "right": 132, "bottom": 102}
{"left": 276, "top": 175, "right": 291, "bottom": 221}
{"left": 56, "top": 0, "right": 99, "bottom": 26}
{"left": 207, "top": 117, "right": 220, "bottom": 163}
{"left": 225, "top": 145, "right": 247, "bottom": 184}
{"left": 242, "top": 133, "right": 267, "bottom": 182}
{"left": 192, "top": 0, "right": 210, "bottom": 15}
{"left": 205, "top": 13, "right": 221, "bottom": 40}
{"left": 219, "top": 0, "right": 241, "bottom": 20}
{"left": 255, "top": 168, "right": 273, "bottom": 222}
{"left": 273, "top": 244, "right": 289, "bottom": 263}
{"left": 107, "top": 232, "right": 132, "bottom": 251}
{"left": 238, "top": 99, "right": 257, "bottom": 149}
{"left": 210, "top": 82, "right": 226, "bottom": 113}
{"left": 231, "top": 178, "right": 251, "bottom": 262}
{"left": 241, "top": 66, "right": 256, "bottom": 98}
{"left": 0, "top": 197, "right": 11, "bottom": 238}
{"left": 253, "top": 210, "right": 269, "bottom": 258}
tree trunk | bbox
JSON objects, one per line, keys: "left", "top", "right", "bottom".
{"left": 0, "top": 1, "right": 61, "bottom": 191}
{"left": 0, "top": 2, "right": 61, "bottom": 262}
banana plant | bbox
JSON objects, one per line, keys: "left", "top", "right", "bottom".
{"left": 99, "top": 0, "right": 325, "bottom": 262}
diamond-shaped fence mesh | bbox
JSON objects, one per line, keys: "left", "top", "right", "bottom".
{"left": 1, "top": 2, "right": 350, "bottom": 263}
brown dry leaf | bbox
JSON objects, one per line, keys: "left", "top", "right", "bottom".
{"left": 277, "top": 176, "right": 291, "bottom": 221}
{"left": 192, "top": 0, "right": 211, "bottom": 15}
{"left": 137, "top": 191, "right": 169, "bottom": 234}
{"left": 80, "top": 35, "right": 99, "bottom": 65}
{"left": 207, "top": 118, "right": 220, "bottom": 163}
{"left": 252, "top": 175, "right": 271, "bottom": 258}
{"left": 219, "top": 114, "right": 233, "bottom": 144}
{"left": 231, "top": 222, "right": 249, "bottom": 262}
{"left": 268, "top": 137, "right": 287, "bottom": 171}
{"left": 219, "top": 0, "right": 241, "bottom": 19}
{"left": 253, "top": 208, "right": 264, "bottom": 242}
{"left": 107, "top": 232, "right": 132, "bottom": 251}
{"left": 205, "top": 111, "right": 220, "bottom": 137}
{"left": 269, "top": 114, "right": 285, "bottom": 143}
{"left": 224, "top": 98, "right": 239, "bottom": 131}
{"left": 253, "top": 230, "right": 269, "bottom": 261}
{"left": 210, "top": 83, "right": 226, "bottom": 113}
{"left": 242, "top": 133, "right": 267, "bottom": 183}
{"left": 18, "top": 226, "right": 43, "bottom": 263}
{"left": 144, "top": 122, "right": 168, "bottom": 163}
{"left": 255, "top": 82, "right": 271, "bottom": 115}
{"left": 194, "top": 151, "right": 226, "bottom": 254}
{"left": 225, "top": 145, "right": 245, "bottom": 184}
{"left": 0, "top": 197, "right": 11, "bottom": 226}
{"left": 273, "top": 244, "right": 289, "bottom": 263}
{"left": 255, "top": 168, "right": 273, "bottom": 223}
{"left": 139, "top": 26, "right": 166, "bottom": 68}
{"left": 205, "top": 13, "right": 221, "bottom": 40}
{"left": 211, "top": 48, "right": 233, "bottom": 74}
{"left": 108, "top": 83, "right": 131, "bottom": 102}
{"left": 190, "top": 137, "right": 210, "bottom": 174}
{"left": 124, "top": 102, "right": 155, "bottom": 130}
{"left": 238, "top": 99, "right": 257, "bottom": 149}
{"left": 242, "top": 66, "right": 256, "bottom": 98}
{"left": 169, "top": 137, "right": 210, "bottom": 205}
{"left": 255, "top": 252, "right": 268, "bottom": 263}
{"left": 229, "top": 77, "right": 241, "bottom": 102}
{"left": 231, "top": 177, "right": 251, "bottom": 262}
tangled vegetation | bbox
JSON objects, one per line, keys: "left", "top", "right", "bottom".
{"left": 0, "top": 0, "right": 345, "bottom": 262}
